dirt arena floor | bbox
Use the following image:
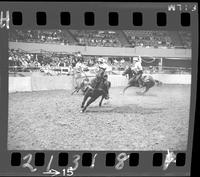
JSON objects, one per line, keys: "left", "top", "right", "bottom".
{"left": 8, "top": 84, "right": 191, "bottom": 151}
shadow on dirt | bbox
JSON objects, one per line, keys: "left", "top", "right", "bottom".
{"left": 136, "top": 93, "right": 158, "bottom": 97}
{"left": 85, "top": 104, "right": 165, "bottom": 114}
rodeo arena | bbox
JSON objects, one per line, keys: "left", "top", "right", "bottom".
{"left": 8, "top": 30, "right": 191, "bottom": 151}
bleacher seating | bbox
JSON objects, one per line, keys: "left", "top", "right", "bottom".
{"left": 178, "top": 31, "right": 192, "bottom": 48}
{"left": 9, "top": 30, "right": 71, "bottom": 45}
{"left": 9, "top": 30, "right": 191, "bottom": 49}
{"left": 69, "top": 30, "right": 122, "bottom": 47}
{"left": 123, "top": 30, "right": 173, "bottom": 48}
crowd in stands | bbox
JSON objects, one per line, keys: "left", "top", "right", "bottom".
{"left": 69, "top": 30, "right": 122, "bottom": 47}
{"left": 9, "top": 49, "right": 191, "bottom": 75}
{"left": 9, "top": 30, "right": 191, "bottom": 49}
{"left": 124, "top": 30, "right": 173, "bottom": 48}
{"left": 9, "top": 49, "right": 40, "bottom": 69}
{"left": 9, "top": 30, "right": 70, "bottom": 45}
{"left": 178, "top": 31, "right": 192, "bottom": 48}
{"left": 8, "top": 49, "right": 124, "bottom": 72}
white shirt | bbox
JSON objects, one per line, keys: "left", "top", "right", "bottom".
{"left": 133, "top": 61, "right": 143, "bottom": 72}
{"left": 99, "top": 63, "right": 109, "bottom": 71}
{"left": 75, "top": 62, "right": 82, "bottom": 68}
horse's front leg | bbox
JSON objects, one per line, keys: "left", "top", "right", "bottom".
{"left": 81, "top": 93, "right": 89, "bottom": 108}
{"left": 82, "top": 95, "right": 99, "bottom": 112}
{"left": 123, "top": 85, "right": 132, "bottom": 94}
{"left": 99, "top": 95, "right": 104, "bottom": 107}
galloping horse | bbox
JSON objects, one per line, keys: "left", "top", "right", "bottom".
{"left": 81, "top": 75, "right": 111, "bottom": 112}
{"left": 122, "top": 66, "right": 162, "bottom": 94}
{"left": 72, "top": 66, "right": 106, "bottom": 95}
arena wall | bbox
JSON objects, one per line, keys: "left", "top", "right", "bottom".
{"left": 9, "top": 77, "right": 32, "bottom": 92}
{"left": 9, "top": 42, "right": 191, "bottom": 58}
{"left": 108, "top": 75, "right": 129, "bottom": 87}
{"left": 9, "top": 74, "right": 191, "bottom": 93}
{"left": 152, "top": 74, "right": 191, "bottom": 85}
{"left": 31, "top": 75, "right": 73, "bottom": 91}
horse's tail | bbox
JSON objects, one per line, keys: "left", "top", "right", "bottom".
{"left": 154, "top": 79, "right": 162, "bottom": 86}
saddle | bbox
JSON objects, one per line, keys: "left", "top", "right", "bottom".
{"left": 90, "top": 77, "right": 100, "bottom": 89}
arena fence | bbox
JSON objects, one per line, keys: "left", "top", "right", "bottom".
{"left": 9, "top": 74, "right": 191, "bottom": 93}
{"left": 9, "top": 77, "right": 32, "bottom": 92}
{"left": 9, "top": 66, "right": 191, "bottom": 75}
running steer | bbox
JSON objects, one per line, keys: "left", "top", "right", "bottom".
{"left": 81, "top": 75, "right": 111, "bottom": 112}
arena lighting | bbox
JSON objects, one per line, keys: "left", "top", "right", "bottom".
{"left": 0, "top": 2, "right": 198, "bottom": 177}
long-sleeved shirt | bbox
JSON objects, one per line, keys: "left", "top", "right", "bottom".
{"left": 132, "top": 61, "right": 143, "bottom": 73}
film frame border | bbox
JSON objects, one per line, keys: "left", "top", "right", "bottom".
{"left": 0, "top": 1, "right": 198, "bottom": 176}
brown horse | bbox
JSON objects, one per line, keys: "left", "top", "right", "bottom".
{"left": 122, "top": 67, "right": 162, "bottom": 94}
{"left": 81, "top": 75, "right": 111, "bottom": 112}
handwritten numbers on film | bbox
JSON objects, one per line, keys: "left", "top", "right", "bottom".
{"left": 20, "top": 152, "right": 131, "bottom": 175}
{"left": 22, "top": 154, "right": 37, "bottom": 172}
{"left": 115, "top": 153, "right": 130, "bottom": 170}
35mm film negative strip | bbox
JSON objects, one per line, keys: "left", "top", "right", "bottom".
{"left": 0, "top": 1, "right": 198, "bottom": 176}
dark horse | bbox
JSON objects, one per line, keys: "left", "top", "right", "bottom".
{"left": 81, "top": 75, "right": 111, "bottom": 112}
{"left": 122, "top": 66, "right": 162, "bottom": 94}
